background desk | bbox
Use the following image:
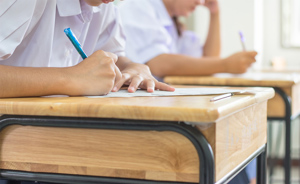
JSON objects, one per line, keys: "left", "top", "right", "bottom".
{"left": 0, "top": 86, "right": 274, "bottom": 184}
{"left": 165, "top": 72, "right": 300, "bottom": 184}
{"left": 260, "top": 67, "right": 300, "bottom": 73}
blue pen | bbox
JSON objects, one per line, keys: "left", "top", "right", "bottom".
{"left": 239, "top": 31, "right": 246, "bottom": 51}
{"left": 64, "top": 28, "right": 87, "bottom": 59}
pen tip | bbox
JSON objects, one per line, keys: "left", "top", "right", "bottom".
{"left": 239, "top": 31, "right": 245, "bottom": 42}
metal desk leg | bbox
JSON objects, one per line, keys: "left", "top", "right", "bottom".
{"left": 268, "top": 123, "right": 284, "bottom": 183}
{"left": 257, "top": 144, "right": 267, "bottom": 184}
{"left": 273, "top": 87, "right": 292, "bottom": 184}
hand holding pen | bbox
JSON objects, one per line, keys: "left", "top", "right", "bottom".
{"left": 222, "top": 51, "right": 257, "bottom": 74}
{"left": 64, "top": 28, "right": 175, "bottom": 94}
{"left": 64, "top": 27, "right": 122, "bottom": 96}
{"left": 217, "top": 31, "right": 257, "bottom": 74}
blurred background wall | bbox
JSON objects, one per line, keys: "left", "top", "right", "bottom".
{"left": 187, "top": 0, "right": 300, "bottom": 68}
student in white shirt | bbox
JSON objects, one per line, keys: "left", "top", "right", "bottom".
{"left": 0, "top": 0, "right": 174, "bottom": 99}
{"left": 119, "top": 0, "right": 257, "bottom": 81}
{"left": 0, "top": 0, "right": 174, "bottom": 183}
{"left": 119, "top": 0, "right": 256, "bottom": 184}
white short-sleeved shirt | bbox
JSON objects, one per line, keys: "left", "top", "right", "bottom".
{"left": 119, "top": 0, "right": 203, "bottom": 64}
{"left": 0, "top": 0, "right": 125, "bottom": 67}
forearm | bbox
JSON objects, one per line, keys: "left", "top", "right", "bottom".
{"left": 147, "top": 54, "right": 225, "bottom": 78}
{"left": 203, "top": 13, "right": 221, "bottom": 57}
{"left": 0, "top": 65, "right": 70, "bottom": 97}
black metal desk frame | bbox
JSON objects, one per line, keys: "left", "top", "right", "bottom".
{"left": 268, "top": 87, "right": 300, "bottom": 184}
{"left": 0, "top": 115, "right": 266, "bottom": 184}
{"left": 188, "top": 83, "right": 298, "bottom": 184}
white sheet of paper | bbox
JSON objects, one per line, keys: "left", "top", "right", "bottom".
{"left": 86, "top": 88, "right": 248, "bottom": 98}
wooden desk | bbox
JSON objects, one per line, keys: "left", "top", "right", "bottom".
{"left": 165, "top": 72, "right": 300, "bottom": 184}
{"left": 0, "top": 86, "right": 274, "bottom": 184}
{"left": 260, "top": 67, "right": 300, "bottom": 73}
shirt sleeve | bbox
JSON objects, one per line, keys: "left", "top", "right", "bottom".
{"left": 177, "top": 30, "right": 203, "bottom": 58}
{"left": 119, "top": 2, "right": 172, "bottom": 64}
{"left": 0, "top": 0, "right": 38, "bottom": 60}
{"left": 94, "top": 4, "right": 126, "bottom": 57}
{"left": 245, "top": 159, "right": 256, "bottom": 180}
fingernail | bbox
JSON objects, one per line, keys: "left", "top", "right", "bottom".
{"left": 128, "top": 87, "right": 135, "bottom": 92}
{"left": 148, "top": 87, "right": 154, "bottom": 92}
{"left": 112, "top": 86, "right": 117, "bottom": 92}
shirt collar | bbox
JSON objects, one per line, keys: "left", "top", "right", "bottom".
{"left": 56, "top": 0, "right": 101, "bottom": 22}
{"left": 151, "top": 0, "right": 173, "bottom": 27}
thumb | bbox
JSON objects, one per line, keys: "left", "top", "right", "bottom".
{"left": 247, "top": 51, "right": 258, "bottom": 57}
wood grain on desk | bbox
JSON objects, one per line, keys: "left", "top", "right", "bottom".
{"left": 0, "top": 86, "right": 274, "bottom": 182}
{"left": 0, "top": 86, "right": 274, "bottom": 123}
{"left": 0, "top": 126, "right": 199, "bottom": 182}
{"left": 165, "top": 73, "right": 300, "bottom": 117}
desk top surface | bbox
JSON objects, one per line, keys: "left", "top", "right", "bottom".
{"left": 0, "top": 86, "right": 274, "bottom": 123}
{"left": 164, "top": 71, "right": 300, "bottom": 87}
{"left": 260, "top": 67, "right": 300, "bottom": 73}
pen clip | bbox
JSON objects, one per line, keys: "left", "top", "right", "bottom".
{"left": 210, "top": 93, "right": 233, "bottom": 102}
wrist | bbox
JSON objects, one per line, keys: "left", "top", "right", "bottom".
{"left": 59, "top": 67, "right": 80, "bottom": 96}
{"left": 220, "top": 58, "right": 228, "bottom": 73}
{"left": 210, "top": 11, "right": 220, "bottom": 17}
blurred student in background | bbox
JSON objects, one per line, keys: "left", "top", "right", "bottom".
{"left": 0, "top": 0, "right": 174, "bottom": 183}
{"left": 119, "top": 0, "right": 257, "bottom": 81}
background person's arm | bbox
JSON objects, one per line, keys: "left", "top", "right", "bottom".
{"left": 147, "top": 51, "right": 257, "bottom": 78}
{"left": 202, "top": 0, "right": 221, "bottom": 57}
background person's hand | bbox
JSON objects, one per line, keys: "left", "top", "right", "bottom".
{"left": 222, "top": 51, "right": 257, "bottom": 74}
{"left": 66, "top": 50, "right": 121, "bottom": 96}
{"left": 202, "top": 0, "right": 219, "bottom": 14}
